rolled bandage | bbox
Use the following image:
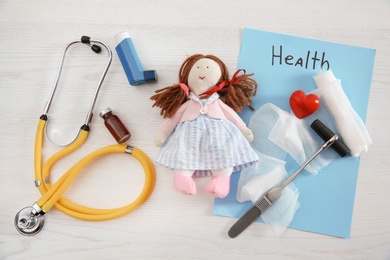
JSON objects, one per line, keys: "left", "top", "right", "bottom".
{"left": 313, "top": 70, "right": 372, "bottom": 157}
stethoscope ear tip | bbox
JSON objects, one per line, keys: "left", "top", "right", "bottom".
{"left": 91, "top": 44, "right": 101, "bottom": 53}
{"left": 80, "top": 35, "right": 102, "bottom": 54}
{"left": 81, "top": 35, "right": 91, "bottom": 44}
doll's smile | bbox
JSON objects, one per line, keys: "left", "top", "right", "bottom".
{"left": 199, "top": 76, "right": 205, "bottom": 80}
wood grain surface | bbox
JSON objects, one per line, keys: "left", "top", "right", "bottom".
{"left": 0, "top": 1, "right": 389, "bottom": 259}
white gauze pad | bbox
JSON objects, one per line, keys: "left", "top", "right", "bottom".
{"left": 267, "top": 104, "right": 335, "bottom": 174}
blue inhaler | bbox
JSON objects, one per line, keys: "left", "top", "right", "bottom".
{"left": 115, "top": 32, "right": 157, "bottom": 86}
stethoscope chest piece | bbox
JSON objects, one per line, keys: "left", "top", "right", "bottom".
{"left": 14, "top": 206, "right": 45, "bottom": 236}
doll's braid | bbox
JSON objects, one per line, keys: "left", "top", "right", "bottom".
{"left": 151, "top": 84, "right": 187, "bottom": 118}
{"left": 221, "top": 72, "right": 258, "bottom": 112}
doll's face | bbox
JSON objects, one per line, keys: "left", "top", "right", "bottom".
{"left": 187, "top": 58, "right": 222, "bottom": 97}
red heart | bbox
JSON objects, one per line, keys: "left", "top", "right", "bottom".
{"left": 289, "top": 90, "right": 320, "bottom": 119}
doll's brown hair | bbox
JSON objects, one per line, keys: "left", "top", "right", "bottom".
{"left": 151, "top": 54, "right": 258, "bottom": 118}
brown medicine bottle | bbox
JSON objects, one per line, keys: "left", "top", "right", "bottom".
{"left": 99, "top": 108, "right": 131, "bottom": 144}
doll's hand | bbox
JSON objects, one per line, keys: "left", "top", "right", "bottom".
{"left": 241, "top": 127, "right": 254, "bottom": 143}
{"left": 155, "top": 130, "right": 168, "bottom": 147}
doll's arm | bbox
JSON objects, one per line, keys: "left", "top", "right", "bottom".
{"left": 155, "top": 130, "right": 168, "bottom": 147}
{"left": 218, "top": 99, "right": 247, "bottom": 130}
{"left": 218, "top": 99, "right": 254, "bottom": 142}
{"left": 155, "top": 101, "right": 189, "bottom": 147}
{"left": 240, "top": 127, "right": 254, "bottom": 143}
{"left": 159, "top": 101, "right": 189, "bottom": 135}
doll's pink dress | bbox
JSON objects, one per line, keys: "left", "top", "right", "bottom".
{"left": 156, "top": 92, "right": 258, "bottom": 176}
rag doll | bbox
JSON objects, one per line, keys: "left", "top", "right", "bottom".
{"left": 151, "top": 54, "right": 258, "bottom": 198}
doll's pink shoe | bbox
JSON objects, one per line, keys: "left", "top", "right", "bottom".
{"left": 206, "top": 176, "right": 230, "bottom": 198}
{"left": 173, "top": 174, "right": 197, "bottom": 195}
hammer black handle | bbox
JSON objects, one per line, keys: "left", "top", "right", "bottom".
{"left": 310, "top": 119, "right": 350, "bottom": 157}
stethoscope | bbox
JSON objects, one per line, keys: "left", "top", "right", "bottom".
{"left": 14, "top": 36, "right": 156, "bottom": 236}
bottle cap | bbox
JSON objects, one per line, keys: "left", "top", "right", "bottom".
{"left": 99, "top": 108, "right": 112, "bottom": 118}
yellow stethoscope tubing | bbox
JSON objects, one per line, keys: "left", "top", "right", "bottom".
{"left": 34, "top": 118, "right": 155, "bottom": 221}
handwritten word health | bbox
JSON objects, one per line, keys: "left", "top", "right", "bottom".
{"left": 272, "top": 45, "right": 330, "bottom": 70}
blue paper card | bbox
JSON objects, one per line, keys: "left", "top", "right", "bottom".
{"left": 213, "top": 28, "right": 376, "bottom": 238}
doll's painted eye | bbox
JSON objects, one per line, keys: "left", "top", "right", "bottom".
{"left": 207, "top": 66, "right": 209, "bottom": 68}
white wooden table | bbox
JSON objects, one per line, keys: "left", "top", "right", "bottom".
{"left": 1, "top": 1, "right": 389, "bottom": 259}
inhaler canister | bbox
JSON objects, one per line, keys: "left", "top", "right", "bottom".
{"left": 115, "top": 32, "right": 157, "bottom": 86}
